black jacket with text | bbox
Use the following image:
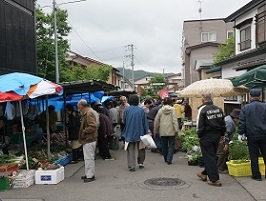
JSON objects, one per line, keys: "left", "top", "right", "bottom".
{"left": 196, "top": 102, "right": 226, "bottom": 138}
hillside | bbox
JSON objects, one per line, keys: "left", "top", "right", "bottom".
{"left": 116, "top": 68, "right": 173, "bottom": 81}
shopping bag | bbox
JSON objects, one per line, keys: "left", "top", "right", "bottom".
{"left": 140, "top": 134, "right": 157, "bottom": 149}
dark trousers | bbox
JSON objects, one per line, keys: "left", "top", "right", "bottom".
{"left": 177, "top": 118, "right": 182, "bottom": 130}
{"left": 247, "top": 135, "right": 266, "bottom": 179}
{"left": 72, "top": 146, "right": 83, "bottom": 161}
{"left": 98, "top": 137, "right": 111, "bottom": 159}
{"left": 161, "top": 136, "right": 175, "bottom": 163}
{"left": 200, "top": 131, "right": 220, "bottom": 182}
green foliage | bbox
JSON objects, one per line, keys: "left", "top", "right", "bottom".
{"left": 116, "top": 68, "right": 173, "bottom": 81}
{"left": 213, "top": 36, "right": 235, "bottom": 65}
{"left": 36, "top": 7, "right": 71, "bottom": 82}
{"left": 179, "top": 127, "right": 199, "bottom": 152}
{"left": 228, "top": 140, "right": 250, "bottom": 161}
{"left": 70, "top": 64, "right": 111, "bottom": 82}
{"left": 149, "top": 75, "right": 166, "bottom": 84}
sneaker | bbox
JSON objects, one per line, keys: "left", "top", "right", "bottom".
{"left": 167, "top": 161, "right": 172, "bottom": 165}
{"left": 139, "top": 164, "right": 144, "bottom": 169}
{"left": 69, "top": 160, "right": 78, "bottom": 164}
{"left": 103, "top": 158, "right": 115, "bottom": 161}
{"left": 84, "top": 176, "right": 95, "bottom": 183}
{"left": 197, "top": 172, "right": 207, "bottom": 181}
{"left": 129, "top": 168, "right": 135, "bottom": 172}
{"left": 81, "top": 175, "right": 86, "bottom": 180}
{"left": 207, "top": 180, "right": 222, "bottom": 187}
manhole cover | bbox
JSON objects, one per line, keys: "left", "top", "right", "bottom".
{"left": 144, "top": 177, "right": 185, "bottom": 187}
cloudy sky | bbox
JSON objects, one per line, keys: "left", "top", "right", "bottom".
{"left": 37, "top": 0, "right": 251, "bottom": 74}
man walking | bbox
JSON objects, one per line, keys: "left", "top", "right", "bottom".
{"left": 196, "top": 94, "right": 225, "bottom": 187}
{"left": 78, "top": 99, "right": 98, "bottom": 183}
{"left": 238, "top": 88, "right": 266, "bottom": 181}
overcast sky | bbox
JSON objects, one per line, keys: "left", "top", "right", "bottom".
{"left": 37, "top": 0, "right": 251, "bottom": 74}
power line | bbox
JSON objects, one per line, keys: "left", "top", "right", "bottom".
{"left": 68, "top": 20, "right": 102, "bottom": 60}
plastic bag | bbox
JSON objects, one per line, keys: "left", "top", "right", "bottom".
{"left": 140, "top": 134, "right": 157, "bottom": 149}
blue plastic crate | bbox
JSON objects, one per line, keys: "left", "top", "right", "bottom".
{"left": 53, "top": 154, "right": 73, "bottom": 166}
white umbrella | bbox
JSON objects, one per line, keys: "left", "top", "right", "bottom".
{"left": 177, "top": 78, "right": 249, "bottom": 98}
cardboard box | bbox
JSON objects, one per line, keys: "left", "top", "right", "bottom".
{"left": 12, "top": 170, "right": 35, "bottom": 188}
{"left": 35, "top": 166, "right": 64, "bottom": 184}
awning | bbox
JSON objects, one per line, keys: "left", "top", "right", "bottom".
{"left": 231, "top": 64, "right": 266, "bottom": 88}
{"left": 60, "top": 79, "right": 118, "bottom": 96}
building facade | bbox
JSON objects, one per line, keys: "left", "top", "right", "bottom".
{"left": 218, "top": 0, "right": 266, "bottom": 80}
{"left": 181, "top": 18, "right": 234, "bottom": 86}
{"left": 0, "top": 0, "right": 36, "bottom": 74}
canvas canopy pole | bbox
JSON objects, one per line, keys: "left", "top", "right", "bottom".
{"left": 19, "top": 100, "right": 29, "bottom": 170}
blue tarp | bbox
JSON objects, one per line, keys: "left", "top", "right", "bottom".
{"left": 28, "top": 91, "right": 113, "bottom": 112}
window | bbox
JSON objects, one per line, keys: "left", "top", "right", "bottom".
{"left": 256, "top": 3, "right": 266, "bottom": 44}
{"left": 201, "top": 32, "right": 217, "bottom": 42}
{"left": 227, "top": 30, "right": 234, "bottom": 39}
{"left": 239, "top": 26, "right": 251, "bottom": 51}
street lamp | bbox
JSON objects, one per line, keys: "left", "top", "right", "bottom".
{"left": 52, "top": 0, "right": 86, "bottom": 83}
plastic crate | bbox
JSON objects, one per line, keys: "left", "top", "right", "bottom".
{"left": 226, "top": 158, "right": 265, "bottom": 177}
{"left": 53, "top": 154, "right": 73, "bottom": 166}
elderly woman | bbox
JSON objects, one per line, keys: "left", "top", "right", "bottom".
{"left": 122, "top": 94, "right": 150, "bottom": 171}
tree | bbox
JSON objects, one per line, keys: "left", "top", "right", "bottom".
{"left": 149, "top": 75, "right": 166, "bottom": 94}
{"left": 36, "top": 7, "right": 71, "bottom": 82}
{"left": 213, "top": 36, "right": 235, "bottom": 65}
{"left": 36, "top": 7, "right": 111, "bottom": 83}
{"left": 71, "top": 64, "right": 111, "bottom": 82}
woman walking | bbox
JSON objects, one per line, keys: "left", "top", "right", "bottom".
{"left": 154, "top": 97, "right": 179, "bottom": 164}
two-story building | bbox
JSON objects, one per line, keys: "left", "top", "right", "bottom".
{"left": 217, "top": 0, "right": 266, "bottom": 80}
{"left": 181, "top": 18, "right": 234, "bottom": 87}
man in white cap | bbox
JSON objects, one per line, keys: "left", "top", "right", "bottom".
{"left": 238, "top": 88, "right": 266, "bottom": 181}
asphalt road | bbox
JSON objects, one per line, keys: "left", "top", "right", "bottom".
{"left": 1, "top": 143, "right": 265, "bottom": 201}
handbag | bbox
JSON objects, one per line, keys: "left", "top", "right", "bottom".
{"left": 140, "top": 134, "right": 157, "bottom": 149}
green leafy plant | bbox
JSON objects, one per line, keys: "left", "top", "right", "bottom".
{"left": 228, "top": 140, "right": 249, "bottom": 161}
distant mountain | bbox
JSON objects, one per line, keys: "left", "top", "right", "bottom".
{"left": 116, "top": 68, "right": 173, "bottom": 81}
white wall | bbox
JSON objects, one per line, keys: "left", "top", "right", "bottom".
{"left": 235, "top": 9, "right": 257, "bottom": 55}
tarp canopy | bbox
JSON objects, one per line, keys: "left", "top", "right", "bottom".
{"left": 60, "top": 79, "right": 117, "bottom": 96}
{"left": 231, "top": 64, "right": 266, "bottom": 88}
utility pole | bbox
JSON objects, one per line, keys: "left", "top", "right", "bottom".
{"left": 130, "top": 44, "right": 135, "bottom": 91}
{"left": 122, "top": 61, "right": 125, "bottom": 90}
{"left": 125, "top": 44, "right": 135, "bottom": 91}
{"left": 52, "top": 0, "right": 86, "bottom": 83}
{"left": 53, "top": 0, "right": 59, "bottom": 83}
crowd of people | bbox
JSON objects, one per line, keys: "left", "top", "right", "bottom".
{"left": 67, "top": 95, "right": 191, "bottom": 182}
{"left": 1, "top": 89, "right": 265, "bottom": 187}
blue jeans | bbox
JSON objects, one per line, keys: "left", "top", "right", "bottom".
{"left": 161, "top": 136, "right": 175, "bottom": 163}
